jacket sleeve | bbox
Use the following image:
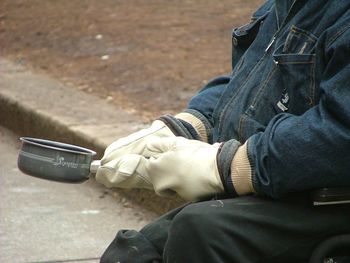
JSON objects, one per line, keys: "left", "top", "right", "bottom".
{"left": 184, "top": 75, "right": 231, "bottom": 143}
{"left": 247, "top": 28, "right": 350, "bottom": 198}
{"left": 179, "top": 1, "right": 273, "bottom": 143}
{"left": 157, "top": 75, "right": 231, "bottom": 143}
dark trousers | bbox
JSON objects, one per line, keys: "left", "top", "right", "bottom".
{"left": 100, "top": 195, "right": 350, "bottom": 263}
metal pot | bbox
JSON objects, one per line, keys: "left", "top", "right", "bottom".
{"left": 17, "top": 137, "right": 101, "bottom": 183}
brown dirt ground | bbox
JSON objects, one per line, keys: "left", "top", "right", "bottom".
{"left": 0, "top": 0, "right": 262, "bottom": 121}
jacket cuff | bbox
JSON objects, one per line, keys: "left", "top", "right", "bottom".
{"left": 176, "top": 110, "right": 212, "bottom": 143}
{"left": 217, "top": 139, "right": 241, "bottom": 196}
{"left": 158, "top": 115, "right": 197, "bottom": 140}
{"left": 231, "top": 141, "right": 255, "bottom": 195}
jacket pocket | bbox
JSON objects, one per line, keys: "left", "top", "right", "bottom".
{"left": 282, "top": 25, "right": 317, "bottom": 54}
{"left": 271, "top": 26, "right": 318, "bottom": 115}
{"left": 272, "top": 53, "right": 316, "bottom": 114}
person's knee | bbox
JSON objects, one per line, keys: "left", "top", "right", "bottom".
{"left": 173, "top": 202, "right": 216, "bottom": 236}
{"left": 163, "top": 202, "right": 217, "bottom": 262}
{"left": 100, "top": 229, "right": 162, "bottom": 263}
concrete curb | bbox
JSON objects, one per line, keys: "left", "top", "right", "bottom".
{"left": 0, "top": 58, "right": 184, "bottom": 214}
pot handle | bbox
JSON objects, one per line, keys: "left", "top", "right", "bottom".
{"left": 90, "top": 160, "right": 101, "bottom": 174}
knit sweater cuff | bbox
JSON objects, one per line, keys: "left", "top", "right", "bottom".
{"left": 175, "top": 112, "right": 208, "bottom": 142}
{"left": 231, "top": 141, "right": 255, "bottom": 195}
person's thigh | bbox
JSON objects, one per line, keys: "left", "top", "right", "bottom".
{"left": 163, "top": 195, "right": 350, "bottom": 263}
{"left": 100, "top": 205, "right": 185, "bottom": 263}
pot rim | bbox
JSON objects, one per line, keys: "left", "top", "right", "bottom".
{"left": 20, "top": 137, "right": 96, "bottom": 156}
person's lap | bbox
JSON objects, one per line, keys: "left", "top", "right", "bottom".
{"left": 100, "top": 194, "right": 350, "bottom": 263}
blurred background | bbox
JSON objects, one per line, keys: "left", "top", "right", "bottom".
{"left": 0, "top": 0, "right": 261, "bottom": 120}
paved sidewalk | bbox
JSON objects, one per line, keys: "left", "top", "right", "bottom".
{"left": 0, "top": 125, "right": 156, "bottom": 263}
{"left": 0, "top": 58, "right": 184, "bottom": 214}
{"left": 0, "top": 58, "right": 144, "bottom": 154}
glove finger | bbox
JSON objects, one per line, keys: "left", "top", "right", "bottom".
{"left": 145, "top": 137, "right": 184, "bottom": 156}
{"left": 142, "top": 139, "right": 162, "bottom": 159}
{"left": 101, "top": 137, "right": 138, "bottom": 164}
{"left": 96, "top": 154, "right": 142, "bottom": 188}
{"left": 102, "top": 121, "right": 167, "bottom": 161}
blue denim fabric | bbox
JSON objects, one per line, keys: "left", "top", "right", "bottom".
{"left": 187, "top": 0, "right": 350, "bottom": 198}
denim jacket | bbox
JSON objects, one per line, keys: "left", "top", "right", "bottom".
{"left": 185, "top": 0, "right": 350, "bottom": 198}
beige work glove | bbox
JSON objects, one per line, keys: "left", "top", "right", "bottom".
{"left": 95, "top": 154, "right": 153, "bottom": 190}
{"left": 146, "top": 137, "right": 224, "bottom": 200}
{"left": 101, "top": 120, "right": 175, "bottom": 164}
{"left": 96, "top": 137, "right": 224, "bottom": 201}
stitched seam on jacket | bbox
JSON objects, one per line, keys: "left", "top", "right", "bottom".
{"left": 218, "top": 50, "right": 272, "bottom": 136}
{"left": 326, "top": 22, "right": 350, "bottom": 48}
{"left": 309, "top": 62, "right": 316, "bottom": 106}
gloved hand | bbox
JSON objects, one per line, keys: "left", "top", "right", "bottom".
{"left": 95, "top": 154, "right": 153, "bottom": 190}
{"left": 96, "top": 136, "right": 225, "bottom": 201}
{"left": 101, "top": 120, "right": 175, "bottom": 164}
{"left": 145, "top": 137, "right": 224, "bottom": 200}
